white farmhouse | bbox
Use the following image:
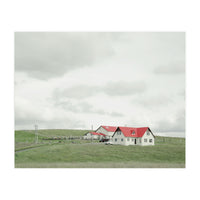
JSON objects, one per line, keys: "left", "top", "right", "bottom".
{"left": 84, "top": 132, "right": 106, "bottom": 140}
{"left": 95, "top": 125, "right": 117, "bottom": 139}
{"left": 112, "top": 127, "right": 155, "bottom": 146}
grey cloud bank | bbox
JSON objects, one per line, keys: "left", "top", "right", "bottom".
{"left": 15, "top": 32, "right": 114, "bottom": 80}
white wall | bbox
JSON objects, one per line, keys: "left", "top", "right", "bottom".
{"left": 141, "top": 130, "right": 155, "bottom": 145}
{"left": 84, "top": 133, "right": 99, "bottom": 140}
{"left": 112, "top": 133, "right": 141, "bottom": 146}
{"left": 112, "top": 130, "right": 126, "bottom": 145}
{"left": 124, "top": 137, "right": 141, "bottom": 146}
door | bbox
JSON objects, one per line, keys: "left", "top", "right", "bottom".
{"left": 135, "top": 139, "right": 136, "bottom": 144}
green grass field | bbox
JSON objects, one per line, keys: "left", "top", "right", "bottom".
{"left": 15, "top": 129, "right": 185, "bottom": 168}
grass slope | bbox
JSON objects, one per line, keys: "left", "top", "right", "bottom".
{"left": 15, "top": 130, "right": 185, "bottom": 168}
{"left": 15, "top": 129, "right": 90, "bottom": 151}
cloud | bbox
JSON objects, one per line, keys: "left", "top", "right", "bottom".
{"left": 153, "top": 109, "right": 185, "bottom": 132}
{"left": 132, "top": 94, "right": 174, "bottom": 108}
{"left": 15, "top": 96, "right": 85, "bottom": 130}
{"left": 54, "top": 99, "right": 124, "bottom": 117}
{"left": 54, "top": 100, "right": 93, "bottom": 113}
{"left": 53, "top": 81, "right": 146, "bottom": 99}
{"left": 154, "top": 61, "right": 185, "bottom": 74}
{"left": 54, "top": 85, "right": 100, "bottom": 99}
{"left": 15, "top": 32, "right": 115, "bottom": 80}
{"left": 110, "top": 111, "right": 124, "bottom": 117}
{"left": 178, "top": 89, "right": 185, "bottom": 97}
{"left": 15, "top": 117, "right": 85, "bottom": 130}
{"left": 104, "top": 81, "right": 146, "bottom": 96}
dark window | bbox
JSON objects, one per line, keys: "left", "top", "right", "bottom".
{"left": 127, "top": 138, "right": 130, "bottom": 141}
{"left": 144, "top": 139, "right": 147, "bottom": 142}
{"left": 149, "top": 139, "right": 152, "bottom": 143}
{"left": 115, "top": 138, "right": 117, "bottom": 142}
{"left": 121, "top": 138, "right": 123, "bottom": 142}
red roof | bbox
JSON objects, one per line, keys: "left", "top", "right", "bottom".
{"left": 101, "top": 126, "right": 118, "bottom": 132}
{"left": 89, "top": 132, "right": 106, "bottom": 136}
{"left": 116, "top": 127, "right": 149, "bottom": 138}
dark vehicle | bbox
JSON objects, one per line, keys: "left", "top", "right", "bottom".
{"left": 99, "top": 138, "right": 109, "bottom": 142}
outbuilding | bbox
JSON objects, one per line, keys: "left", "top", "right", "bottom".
{"left": 84, "top": 132, "right": 106, "bottom": 140}
{"left": 95, "top": 125, "right": 118, "bottom": 139}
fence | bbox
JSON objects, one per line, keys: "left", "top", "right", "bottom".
{"left": 155, "top": 136, "right": 185, "bottom": 144}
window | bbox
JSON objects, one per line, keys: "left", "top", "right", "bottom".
{"left": 132, "top": 138, "right": 134, "bottom": 141}
{"left": 149, "top": 139, "right": 152, "bottom": 143}
{"left": 115, "top": 138, "right": 117, "bottom": 142}
{"left": 132, "top": 131, "right": 135, "bottom": 135}
{"left": 147, "top": 132, "right": 150, "bottom": 135}
{"left": 144, "top": 139, "right": 147, "bottom": 142}
{"left": 127, "top": 138, "right": 130, "bottom": 141}
{"left": 121, "top": 138, "right": 123, "bottom": 142}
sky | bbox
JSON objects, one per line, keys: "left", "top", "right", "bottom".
{"left": 15, "top": 32, "right": 185, "bottom": 137}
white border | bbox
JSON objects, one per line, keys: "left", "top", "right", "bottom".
{"left": 0, "top": 0, "right": 199, "bottom": 200}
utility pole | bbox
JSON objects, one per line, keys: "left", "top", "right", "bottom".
{"left": 35, "top": 124, "right": 38, "bottom": 144}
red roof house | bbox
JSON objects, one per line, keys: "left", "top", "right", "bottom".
{"left": 112, "top": 126, "right": 155, "bottom": 146}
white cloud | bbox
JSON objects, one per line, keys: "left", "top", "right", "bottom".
{"left": 154, "top": 61, "right": 185, "bottom": 74}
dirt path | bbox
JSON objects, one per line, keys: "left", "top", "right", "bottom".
{"left": 15, "top": 144, "right": 47, "bottom": 153}
{"left": 15, "top": 142, "right": 104, "bottom": 153}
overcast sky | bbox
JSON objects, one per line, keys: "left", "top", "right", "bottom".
{"left": 15, "top": 32, "right": 185, "bottom": 137}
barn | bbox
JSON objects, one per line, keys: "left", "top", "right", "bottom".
{"left": 95, "top": 125, "right": 118, "bottom": 139}
{"left": 84, "top": 132, "right": 106, "bottom": 140}
{"left": 112, "top": 127, "right": 155, "bottom": 146}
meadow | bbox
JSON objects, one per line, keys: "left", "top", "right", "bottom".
{"left": 15, "top": 129, "right": 185, "bottom": 168}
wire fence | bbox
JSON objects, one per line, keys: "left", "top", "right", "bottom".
{"left": 155, "top": 136, "right": 185, "bottom": 144}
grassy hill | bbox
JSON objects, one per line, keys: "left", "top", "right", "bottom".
{"left": 15, "top": 129, "right": 185, "bottom": 168}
